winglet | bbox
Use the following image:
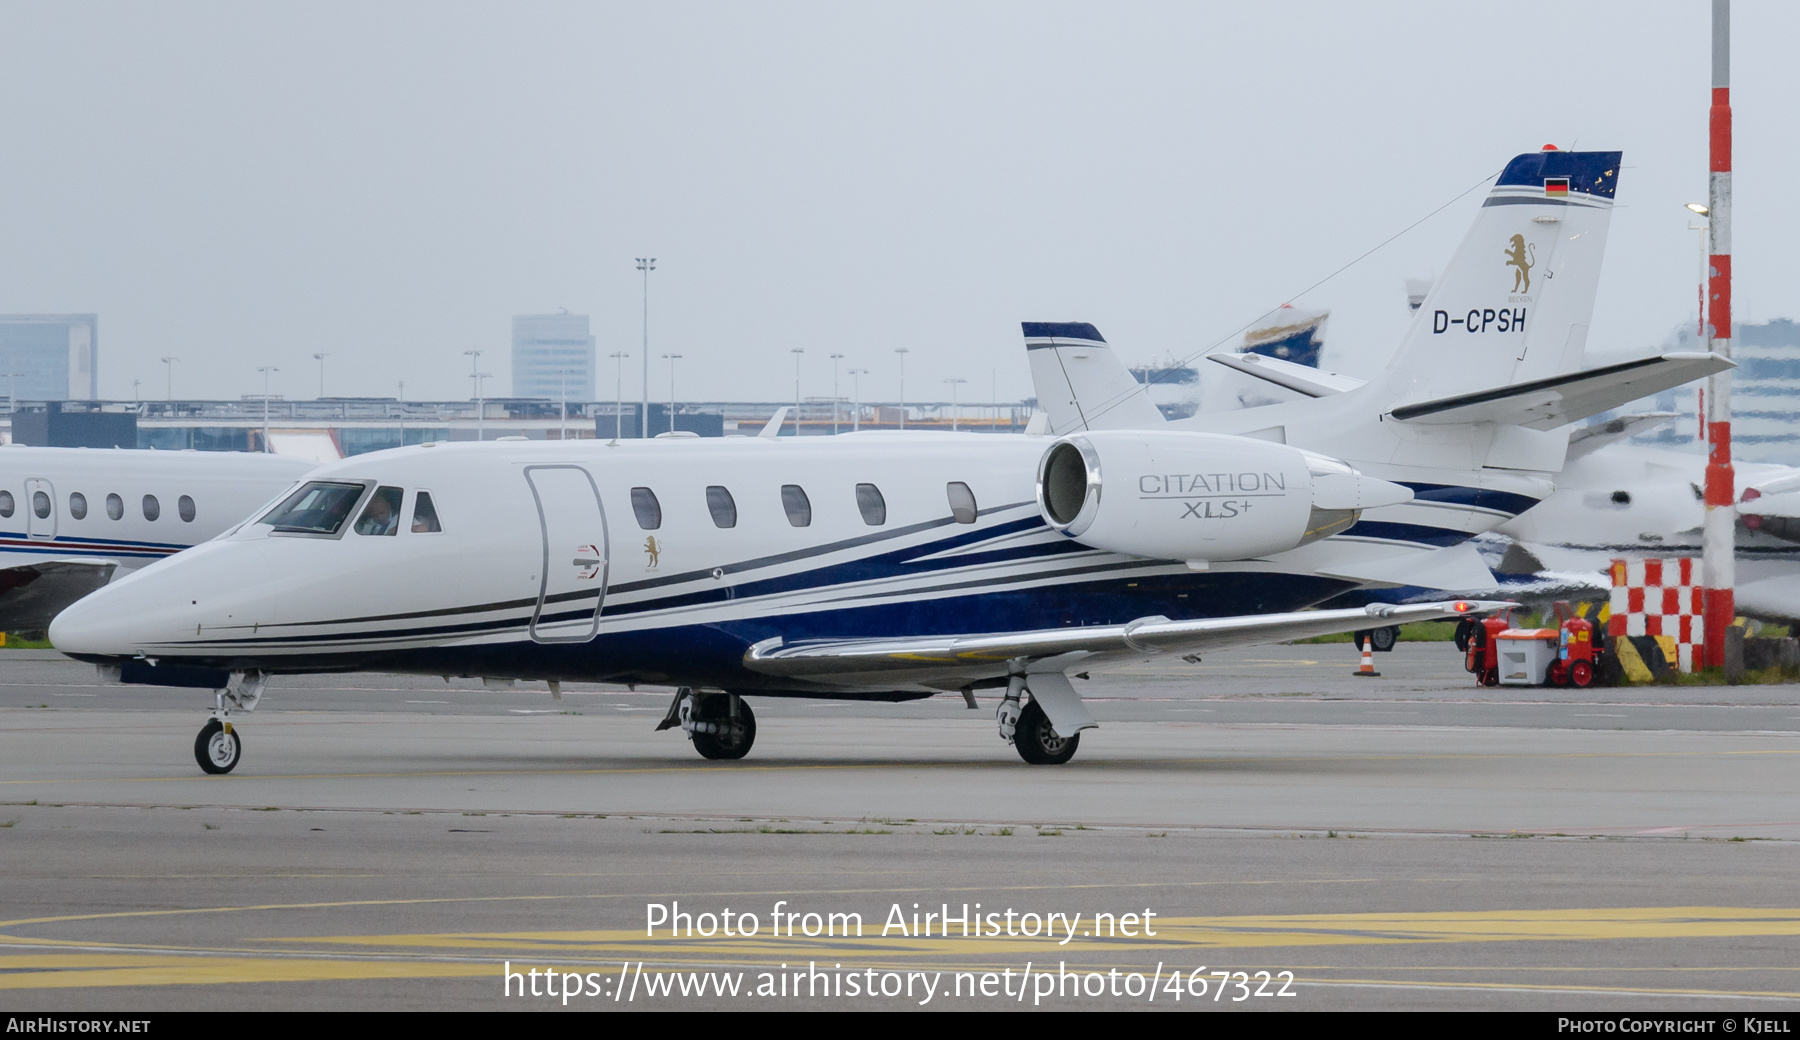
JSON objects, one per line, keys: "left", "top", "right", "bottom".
{"left": 759, "top": 407, "right": 790, "bottom": 438}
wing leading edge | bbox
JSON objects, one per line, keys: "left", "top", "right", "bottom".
{"left": 743, "top": 599, "right": 1511, "bottom": 686}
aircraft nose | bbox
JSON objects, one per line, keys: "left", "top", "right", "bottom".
{"left": 49, "top": 542, "right": 271, "bottom": 658}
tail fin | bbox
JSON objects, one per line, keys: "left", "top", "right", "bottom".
{"left": 1022, "top": 322, "right": 1165, "bottom": 435}
{"left": 1385, "top": 148, "right": 1621, "bottom": 407}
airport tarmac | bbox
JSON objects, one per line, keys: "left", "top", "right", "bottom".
{"left": 4, "top": 643, "right": 1800, "bottom": 1012}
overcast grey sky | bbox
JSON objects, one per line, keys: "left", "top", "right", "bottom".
{"left": 0, "top": 1, "right": 1793, "bottom": 403}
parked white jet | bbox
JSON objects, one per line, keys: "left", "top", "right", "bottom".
{"left": 0, "top": 447, "right": 316, "bottom": 632}
{"left": 1495, "top": 416, "right": 1800, "bottom": 620}
{"left": 51, "top": 147, "right": 1731, "bottom": 775}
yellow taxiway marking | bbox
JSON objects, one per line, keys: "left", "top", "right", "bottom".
{"left": 272, "top": 906, "right": 1800, "bottom": 958}
{"left": 3, "top": 745, "right": 1800, "bottom": 787}
{"left": 9, "top": 907, "right": 1800, "bottom": 990}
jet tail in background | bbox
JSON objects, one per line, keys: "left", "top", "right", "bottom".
{"left": 1021, "top": 323, "right": 1165, "bottom": 435}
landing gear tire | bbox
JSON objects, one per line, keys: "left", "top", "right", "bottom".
{"left": 691, "top": 697, "right": 756, "bottom": 761}
{"left": 1013, "top": 700, "right": 1079, "bottom": 765}
{"left": 1370, "top": 625, "right": 1399, "bottom": 653}
{"left": 195, "top": 719, "right": 242, "bottom": 775}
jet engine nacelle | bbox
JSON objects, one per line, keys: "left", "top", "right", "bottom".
{"left": 1035, "top": 430, "right": 1414, "bottom": 562}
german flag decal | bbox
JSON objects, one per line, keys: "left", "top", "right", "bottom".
{"left": 1545, "top": 177, "right": 1570, "bottom": 198}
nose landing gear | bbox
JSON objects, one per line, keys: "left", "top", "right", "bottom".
{"left": 192, "top": 671, "right": 266, "bottom": 775}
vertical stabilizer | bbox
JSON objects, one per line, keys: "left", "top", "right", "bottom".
{"left": 1022, "top": 322, "right": 1166, "bottom": 434}
{"left": 1384, "top": 149, "right": 1621, "bottom": 409}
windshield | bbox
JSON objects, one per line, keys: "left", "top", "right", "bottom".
{"left": 258, "top": 481, "right": 367, "bottom": 535}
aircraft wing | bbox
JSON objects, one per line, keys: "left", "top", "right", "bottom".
{"left": 1388, "top": 353, "right": 1732, "bottom": 431}
{"left": 1566, "top": 413, "right": 1678, "bottom": 461}
{"left": 1205, "top": 351, "right": 1368, "bottom": 398}
{"left": 743, "top": 599, "right": 1509, "bottom": 684}
{"left": 0, "top": 559, "right": 118, "bottom": 633}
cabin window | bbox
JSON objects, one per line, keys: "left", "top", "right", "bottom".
{"left": 142, "top": 494, "right": 160, "bottom": 521}
{"left": 855, "top": 483, "right": 886, "bottom": 526}
{"left": 354, "top": 486, "right": 403, "bottom": 536}
{"left": 34, "top": 491, "right": 52, "bottom": 519}
{"left": 946, "top": 482, "right": 977, "bottom": 524}
{"left": 105, "top": 493, "right": 123, "bottom": 520}
{"left": 0, "top": 490, "right": 12, "bottom": 518}
{"left": 1611, "top": 490, "right": 1631, "bottom": 505}
{"left": 258, "top": 481, "right": 366, "bottom": 535}
{"left": 178, "top": 495, "right": 196, "bottom": 522}
{"left": 69, "top": 493, "right": 88, "bottom": 520}
{"left": 411, "top": 491, "right": 442, "bottom": 533}
{"left": 630, "top": 487, "right": 662, "bottom": 530}
{"left": 781, "top": 485, "right": 812, "bottom": 527}
{"left": 706, "top": 485, "right": 737, "bottom": 529}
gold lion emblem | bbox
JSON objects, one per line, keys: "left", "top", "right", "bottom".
{"left": 1503, "top": 234, "right": 1536, "bottom": 293}
{"left": 643, "top": 535, "right": 661, "bottom": 569}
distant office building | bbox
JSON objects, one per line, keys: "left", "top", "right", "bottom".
{"left": 511, "top": 312, "right": 595, "bottom": 402}
{"left": 1631, "top": 318, "right": 1800, "bottom": 466}
{"left": 0, "top": 314, "right": 98, "bottom": 401}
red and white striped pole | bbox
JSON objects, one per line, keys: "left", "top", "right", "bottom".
{"left": 1702, "top": 0, "right": 1737, "bottom": 676}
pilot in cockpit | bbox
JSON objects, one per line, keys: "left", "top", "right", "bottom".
{"left": 354, "top": 486, "right": 403, "bottom": 536}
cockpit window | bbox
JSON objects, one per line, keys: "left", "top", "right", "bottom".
{"left": 411, "top": 491, "right": 443, "bottom": 533}
{"left": 259, "top": 481, "right": 367, "bottom": 535}
{"left": 354, "top": 486, "right": 403, "bottom": 536}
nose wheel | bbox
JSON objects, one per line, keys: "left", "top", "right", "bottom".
{"left": 195, "top": 719, "right": 243, "bottom": 775}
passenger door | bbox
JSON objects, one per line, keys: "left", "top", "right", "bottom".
{"left": 524, "top": 465, "right": 608, "bottom": 643}
{"left": 24, "top": 478, "right": 55, "bottom": 540}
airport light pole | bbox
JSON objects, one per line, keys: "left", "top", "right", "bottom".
{"left": 945, "top": 377, "right": 966, "bottom": 432}
{"left": 1702, "top": 0, "right": 1737, "bottom": 680}
{"left": 474, "top": 373, "right": 492, "bottom": 441}
{"left": 464, "top": 350, "right": 484, "bottom": 441}
{"left": 790, "top": 348, "right": 804, "bottom": 437}
{"left": 662, "top": 353, "right": 682, "bottom": 434}
{"left": 609, "top": 351, "right": 629, "bottom": 444}
{"left": 894, "top": 347, "right": 909, "bottom": 430}
{"left": 161, "top": 356, "right": 178, "bottom": 401}
{"left": 4, "top": 372, "right": 21, "bottom": 415}
{"left": 131, "top": 378, "right": 140, "bottom": 404}
{"left": 256, "top": 366, "right": 278, "bottom": 453}
{"left": 849, "top": 368, "right": 868, "bottom": 431}
{"left": 637, "top": 257, "right": 656, "bottom": 439}
{"left": 829, "top": 353, "right": 844, "bottom": 434}
{"left": 557, "top": 369, "right": 569, "bottom": 441}
{"left": 313, "top": 352, "right": 329, "bottom": 398}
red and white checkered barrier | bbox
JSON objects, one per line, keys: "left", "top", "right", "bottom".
{"left": 1608, "top": 557, "right": 1704, "bottom": 672}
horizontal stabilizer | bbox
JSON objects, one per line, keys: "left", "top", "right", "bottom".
{"left": 1566, "top": 412, "right": 1678, "bottom": 460}
{"left": 1206, "top": 351, "right": 1367, "bottom": 398}
{"left": 1388, "top": 352, "right": 1733, "bottom": 431}
{"left": 1315, "top": 541, "right": 1498, "bottom": 592}
{"left": 743, "top": 599, "right": 1511, "bottom": 680}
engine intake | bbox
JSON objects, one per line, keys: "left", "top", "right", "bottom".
{"left": 1036, "top": 430, "right": 1412, "bottom": 562}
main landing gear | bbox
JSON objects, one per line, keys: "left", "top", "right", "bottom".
{"left": 996, "top": 674, "right": 1081, "bottom": 765}
{"left": 194, "top": 671, "right": 266, "bottom": 775}
{"left": 657, "top": 688, "right": 757, "bottom": 760}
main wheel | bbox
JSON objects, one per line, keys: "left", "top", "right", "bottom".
{"left": 195, "top": 720, "right": 242, "bottom": 775}
{"left": 1370, "top": 625, "right": 1399, "bottom": 653}
{"left": 691, "top": 697, "right": 756, "bottom": 761}
{"left": 1013, "top": 699, "right": 1079, "bottom": 765}
{"left": 1570, "top": 660, "right": 1594, "bottom": 688}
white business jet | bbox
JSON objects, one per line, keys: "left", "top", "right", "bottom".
{"left": 0, "top": 447, "right": 316, "bottom": 632}
{"left": 51, "top": 147, "right": 1729, "bottom": 774}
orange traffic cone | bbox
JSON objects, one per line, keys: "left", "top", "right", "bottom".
{"left": 1353, "top": 646, "right": 1380, "bottom": 677}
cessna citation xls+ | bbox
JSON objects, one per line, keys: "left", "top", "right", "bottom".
{"left": 50, "top": 147, "right": 1730, "bottom": 773}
